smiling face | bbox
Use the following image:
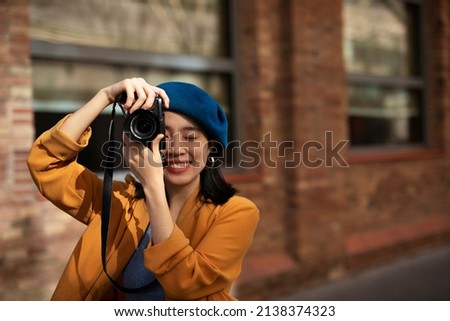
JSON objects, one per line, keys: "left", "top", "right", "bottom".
{"left": 162, "top": 111, "right": 210, "bottom": 192}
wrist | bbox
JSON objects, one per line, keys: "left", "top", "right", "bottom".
{"left": 142, "top": 179, "right": 166, "bottom": 200}
{"left": 98, "top": 88, "right": 115, "bottom": 106}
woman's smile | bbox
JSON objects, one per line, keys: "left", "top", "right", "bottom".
{"left": 166, "top": 160, "right": 191, "bottom": 173}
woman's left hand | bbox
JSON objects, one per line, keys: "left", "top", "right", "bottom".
{"left": 124, "top": 132, "right": 166, "bottom": 192}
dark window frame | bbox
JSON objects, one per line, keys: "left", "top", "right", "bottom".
{"left": 345, "top": 0, "right": 439, "bottom": 163}
{"left": 30, "top": 1, "right": 242, "bottom": 171}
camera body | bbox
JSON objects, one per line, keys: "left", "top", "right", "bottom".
{"left": 122, "top": 95, "right": 165, "bottom": 148}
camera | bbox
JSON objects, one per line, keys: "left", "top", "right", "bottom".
{"left": 118, "top": 93, "right": 165, "bottom": 147}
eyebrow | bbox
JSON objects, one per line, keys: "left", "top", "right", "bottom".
{"left": 165, "top": 125, "right": 202, "bottom": 133}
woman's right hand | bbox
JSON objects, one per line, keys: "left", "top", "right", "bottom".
{"left": 60, "top": 77, "right": 169, "bottom": 143}
{"left": 101, "top": 78, "right": 170, "bottom": 114}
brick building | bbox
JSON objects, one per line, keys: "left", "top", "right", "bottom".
{"left": 1, "top": 0, "right": 449, "bottom": 300}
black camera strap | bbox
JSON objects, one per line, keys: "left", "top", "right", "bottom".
{"left": 101, "top": 99, "right": 159, "bottom": 294}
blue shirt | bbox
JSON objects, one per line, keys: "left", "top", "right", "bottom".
{"left": 123, "top": 225, "right": 165, "bottom": 300}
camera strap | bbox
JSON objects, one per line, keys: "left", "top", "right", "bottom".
{"left": 101, "top": 99, "right": 159, "bottom": 294}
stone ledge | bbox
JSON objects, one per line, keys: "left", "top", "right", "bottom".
{"left": 345, "top": 215, "right": 450, "bottom": 257}
{"left": 237, "top": 251, "right": 297, "bottom": 285}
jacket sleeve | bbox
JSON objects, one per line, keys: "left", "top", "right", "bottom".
{"left": 26, "top": 115, "right": 104, "bottom": 225}
{"left": 143, "top": 197, "right": 260, "bottom": 300}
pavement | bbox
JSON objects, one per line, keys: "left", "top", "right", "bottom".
{"left": 279, "top": 244, "right": 450, "bottom": 301}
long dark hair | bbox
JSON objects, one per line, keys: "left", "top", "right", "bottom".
{"left": 129, "top": 157, "right": 236, "bottom": 205}
{"left": 199, "top": 158, "right": 236, "bottom": 204}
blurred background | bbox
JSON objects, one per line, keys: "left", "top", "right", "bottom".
{"left": 1, "top": 0, "right": 449, "bottom": 300}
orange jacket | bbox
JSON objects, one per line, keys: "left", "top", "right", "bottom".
{"left": 27, "top": 116, "right": 259, "bottom": 300}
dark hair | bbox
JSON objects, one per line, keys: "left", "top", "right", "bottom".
{"left": 128, "top": 160, "right": 236, "bottom": 205}
{"left": 199, "top": 160, "right": 236, "bottom": 205}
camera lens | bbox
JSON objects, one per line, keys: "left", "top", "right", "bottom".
{"left": 134, "top": 118, "right": 155, "bottom": 137}
{"left": 129, "top": 110, "right": 158, "bottom": 141}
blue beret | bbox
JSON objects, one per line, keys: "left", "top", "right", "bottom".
{"left": 157, "top": 81, "right": 228, "bottom": 153}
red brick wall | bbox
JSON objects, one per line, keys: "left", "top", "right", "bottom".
{"left": 234, "top": 0, "right": 450, "bottom": 300}
{"left": 0, "top": 0, "right": 84, "bottom": 300}
{"left": 0, "top": 0, "right": 36, "bottom": 299}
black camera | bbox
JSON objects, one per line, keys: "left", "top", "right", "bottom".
{"left": 118, "top": 93, "right": 165, "bottom": 147}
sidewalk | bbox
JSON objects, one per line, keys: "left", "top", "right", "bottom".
{"left": 279, "top": 244, "right": 450, "bottom": 301}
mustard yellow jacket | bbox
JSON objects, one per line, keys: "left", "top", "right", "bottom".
{"left": 27, "top": 116, "right": 259, "bottom": 301}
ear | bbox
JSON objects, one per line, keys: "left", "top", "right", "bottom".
{"left": 208, "top": 142, "right": 220, "bottom": 156}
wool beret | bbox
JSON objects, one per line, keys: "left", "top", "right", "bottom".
{"left": 157, "top": 81, "right": 228, "bottom": 152}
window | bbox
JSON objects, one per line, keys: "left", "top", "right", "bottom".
{"left": 29, "top": 0, "right": 236, "bottom": 171}
{"left": 343, "top": 0, "right": 424, "bottom": 149}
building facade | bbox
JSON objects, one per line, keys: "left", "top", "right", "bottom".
{"left": 1, "top": 0, "right": 449, "bottom": 300}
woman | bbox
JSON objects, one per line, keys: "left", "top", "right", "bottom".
{"left": 27, "top": 78, "right": 259, "bottom": 300}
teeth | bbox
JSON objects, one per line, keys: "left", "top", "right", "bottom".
{"left": 168, "top": 163, "right": 188, "bottom": 168}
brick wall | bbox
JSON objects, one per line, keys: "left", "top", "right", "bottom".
{"left": 235, "top": 0, "right": 450, "bottom": 300}
{"left": 0, "top": 0, "right": 84, "bottom": 300}
{"left": 0, "top": 0, "right": 36, "bottom": 300}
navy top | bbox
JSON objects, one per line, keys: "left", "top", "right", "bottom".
{"left": 123, "top": 225, "right": 165, "bottom": 300}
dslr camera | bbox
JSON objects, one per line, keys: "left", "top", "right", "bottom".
{"left": 118, "top": 93, "right": 165, "bottom": 148}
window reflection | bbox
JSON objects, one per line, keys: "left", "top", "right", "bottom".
{"left": 344, "top": 0, "right": 424, "bottom": 148}
{"left": 344, "top": 0, "right": 419, "bottom": 77}
{"left": 32, "top": 60, "right": 231, "bottom": 114}
{"left": 29, "top": 0, "right": 228, "bottom": 57}
{"left": 348, "top": 86, "right": 422, "bottom": 146}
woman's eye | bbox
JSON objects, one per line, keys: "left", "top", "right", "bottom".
{"left": 185, "top": 134, "right": 196, "bottom": 141}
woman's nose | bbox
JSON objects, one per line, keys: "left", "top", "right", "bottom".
{"left": 166, "top": 133, "right": 186, "bottom": 155}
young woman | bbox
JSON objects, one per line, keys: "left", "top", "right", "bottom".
{"left": 27, "top": 78, "right": 259, "bottom": 300}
